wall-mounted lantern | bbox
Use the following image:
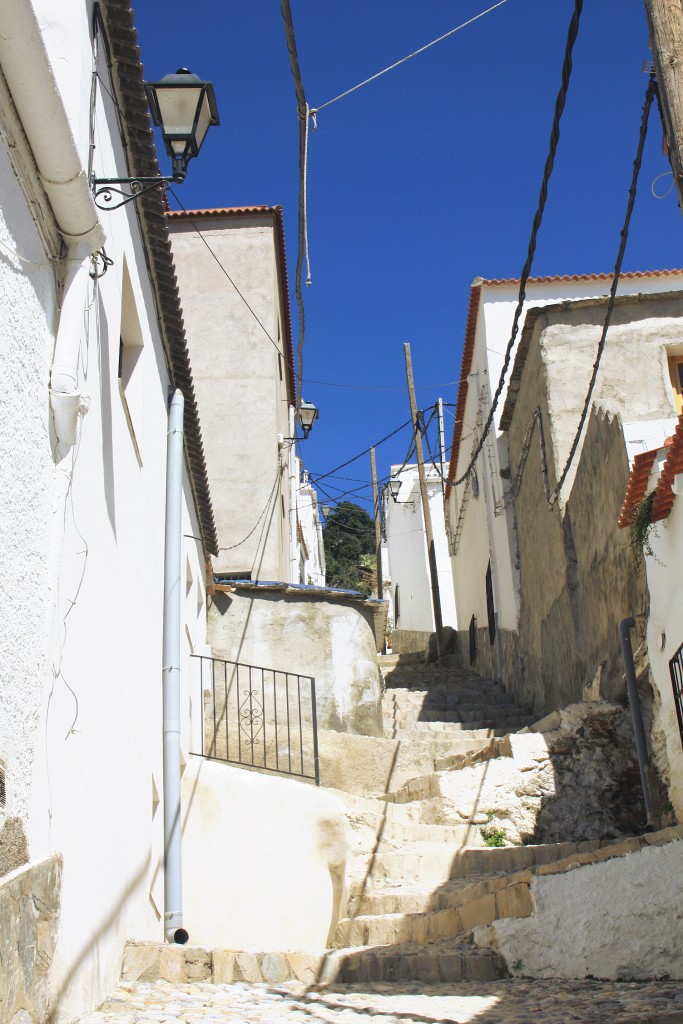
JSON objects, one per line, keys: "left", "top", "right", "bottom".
{"left": 92, "top": 68, "right": 219, "bottom": 210}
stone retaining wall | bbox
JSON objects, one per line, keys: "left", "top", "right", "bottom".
{"left": 0, "top": 856, "right": 62, "bottom": 1024}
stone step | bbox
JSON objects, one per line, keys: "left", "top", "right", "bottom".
{"left": 121, "top": 938, "right": 506, "bottom": 986}
{"left": 382, "top": 708, "right": 530, "bottom": 726}
{"left": 382, "top": 704, "right": 528, "bottom": 720}
{"left": 349, "top": 841, "right": 486, "bottom": 886}
{"left": 383, "top": 720, "right": 525, "bottom": 739}
{"left": 335, "top": 871, "right": 536, "bottom": 948}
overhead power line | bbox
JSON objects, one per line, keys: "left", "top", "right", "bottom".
{"left": 311, "top": 1, "right": 511, "bottom": 116}
{"left": 451, "top": 0, "right": 584, "bottom": 489}
{"left": 310, "top": 417, "right": 413, "bottom": 484}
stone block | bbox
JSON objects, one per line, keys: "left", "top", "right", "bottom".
{"left": 464, "top": 951, "right": 503, "bottom": 981}
{"left": 234, "top": 951, "right": 263, "bottom": 982}
{"left": 495, "top": 883, "right": 533, "bottom": 920}
{"left": 287, "top": 952, "right": 325, "bottom": 985}
{"left": 415, "top": 952, "right": 440, "bottom": 984}
{"left": 212, "top": 949, "right": 237, "bottom": 983}
{"left": 120, "top": 942, "right": 161, "bottom": 982}
{"left": 437, "top": 951, "right": 464, "bottom": 981}
{"left": 458, "top": 894, "right": 496, "bottom": 932}
{"left": 261, "top": 952, "right": 291, "bottom": 984}
{"left": 183, "top": 947, "right": 212, "bottom": 982}
{"left": 159, "top": 945, "right": 189, "bottom": 983}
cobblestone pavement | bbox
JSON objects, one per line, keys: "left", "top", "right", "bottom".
{"left": 82, "top": 978, "right": 683, "bottom": 1024}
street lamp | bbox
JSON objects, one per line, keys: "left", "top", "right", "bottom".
{"left": 388, "top": 478, "right": 402, "bottom": 501}
{"left": 92, "top": 68, "right": 219, "bottom": 210}
{"left": 298, "top": 400, "right": 319, "bottom": 439}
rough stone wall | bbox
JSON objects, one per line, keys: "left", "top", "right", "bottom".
{"left": 208, "top": 589, "right": 383, "bottom": 736}
{"left": 392, "top": 629, "right": 432, "bottom": 655}
{"left": 511, "top": 405, "right": 644, "bottom": 713}
{"left": 567, "top": 409, "right": 647, "bottom": 701}
{"left": 0, "top": 856, "right": 62, "bottom": 1024}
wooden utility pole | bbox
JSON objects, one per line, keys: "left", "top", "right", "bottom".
{"left": 403, "top": 343, "right": 445, "bottom": 665}
{"left": 370, "top": 446, "right": 384, "bottom": 602}
{"left": 437, "top": 398, "right": 446, "bottom": 498}
{"left": 645, "top": 0, "right": 683, "bottom": 214}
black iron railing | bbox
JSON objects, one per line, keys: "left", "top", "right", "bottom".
{"left": 669, "top": 642, "right": 683, "bottom": 748}
{"left": 190, "top": 655, "right": 320, "bottom": 784}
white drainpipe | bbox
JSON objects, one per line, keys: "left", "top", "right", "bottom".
{"left": 289, "top": 406, "right": 299, "bottom": 583}
{"left": 162, "top": 390, "right": 189, "bottom": 945}
{"left": 0, "top": 0, "right": 105, "bottom": 456}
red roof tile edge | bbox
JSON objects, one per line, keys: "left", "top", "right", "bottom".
{"left": 166, "top": 206, "right": 297, "bottom": 408}
{"left": 476, "top": 269, "right": 683, "bottom": 288}
{"left": 445, "top": 283, "right": 482, "bottom": 501}
{"left": 618, "top": 415, "right": 683, "bottom": 529}
{"left": 651, "top": 414, "right": 683, "bottom": 523}
{"left": 617, "top": 449, "right": 660, "bottom": 529}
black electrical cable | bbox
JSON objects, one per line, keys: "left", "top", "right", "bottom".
{"left": 452, "top": 0, "right": 584, "bottom": 488}
{"left": 550, "top": 75, "right": 657, "bottom": 504}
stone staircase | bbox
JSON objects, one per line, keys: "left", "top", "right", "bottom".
{"left": 122, "top": 651, "right": 665, "bottom": 987}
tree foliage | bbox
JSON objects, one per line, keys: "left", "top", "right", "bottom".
{"left": 323, "top": 501, "right": 376, "bottom": 594}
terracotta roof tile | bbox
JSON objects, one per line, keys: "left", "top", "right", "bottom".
{"left": 617, "top": 448, "right": 660, "bottom": 529}
{"left": 478, "top": 269, "right": 683, "bottom": 287}
{"left": 651, "top": 414, "right": 683, "bottom": 523}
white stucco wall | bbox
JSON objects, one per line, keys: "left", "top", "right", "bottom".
{"left": 0, "top": 90, "right": 59, "bottom": 836}
{"left": 180, "top": 758, "right": 350, "bottom": 951}
{"left": 0, "top": 14, "right": 210, "bottom": 1022}
{"left": 168, "top": 213, "right": 293, "bottom": 583}
{"left": 385, "top": 465, "right": 456, "bottom": 637}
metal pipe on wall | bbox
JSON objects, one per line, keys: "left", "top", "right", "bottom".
{"left": 619, "top": 616, "right": 655, "bottom": 828}
{"left": 162, "top": 389, "right": 189, "bottom": 944}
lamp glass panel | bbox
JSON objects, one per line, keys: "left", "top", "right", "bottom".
{"left": 154, "top": 86, "right": 203, "bottom": 137}
{"left": 194, "top": 92, "right": 213, "bottom": 151}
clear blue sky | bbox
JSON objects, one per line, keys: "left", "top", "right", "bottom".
{"left": 134, "top": 1, "right": 683, "bottom": 515}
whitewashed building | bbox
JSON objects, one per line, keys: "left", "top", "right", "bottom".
{"left": 445, "top": 271, "right": 683, "bottom": 684}
{"left": 297, "top": 469, "right": 326, "bottom": 587}
{"left": 619, "top": 415, "right": 683, "bottom": 823}
{"left": 168, "top": 206, "right": 302, "bottom": 584}
{"left": 384, "top": 464, "right": 457, "bottom": 654}
{"left": 0, "top": 1, "right": 216, "bottom": 1019}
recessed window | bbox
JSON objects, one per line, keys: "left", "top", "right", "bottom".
{"left": 0, "top": 764, "right": 6, "bottom": 808}
{"left": 119, "top": 261, "right": 145, "bottom": 464}
{"left": 668, "top": 355, "right": 683, "bottom": 416}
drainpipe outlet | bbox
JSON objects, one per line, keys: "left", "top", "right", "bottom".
{"left": 165, "top": 919, "right": 189, "bottom": 945}
{"left": 50, "top": 390, "right": 90, "bottom": 452}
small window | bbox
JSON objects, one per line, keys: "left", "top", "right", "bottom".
{"left": 119, "top": 261, "right": 145, "bottom": 464}
{"left": 0, "top": 764, "right": 6, "bottom": 808}
{"left": 668, "top": 355, "right": 683, "bottom": 415}
{"left": 394, "top": 584, "right": 400, "bottom": 625}
{"left": 216, "top": 571, "right": 252, "bottom": 582}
